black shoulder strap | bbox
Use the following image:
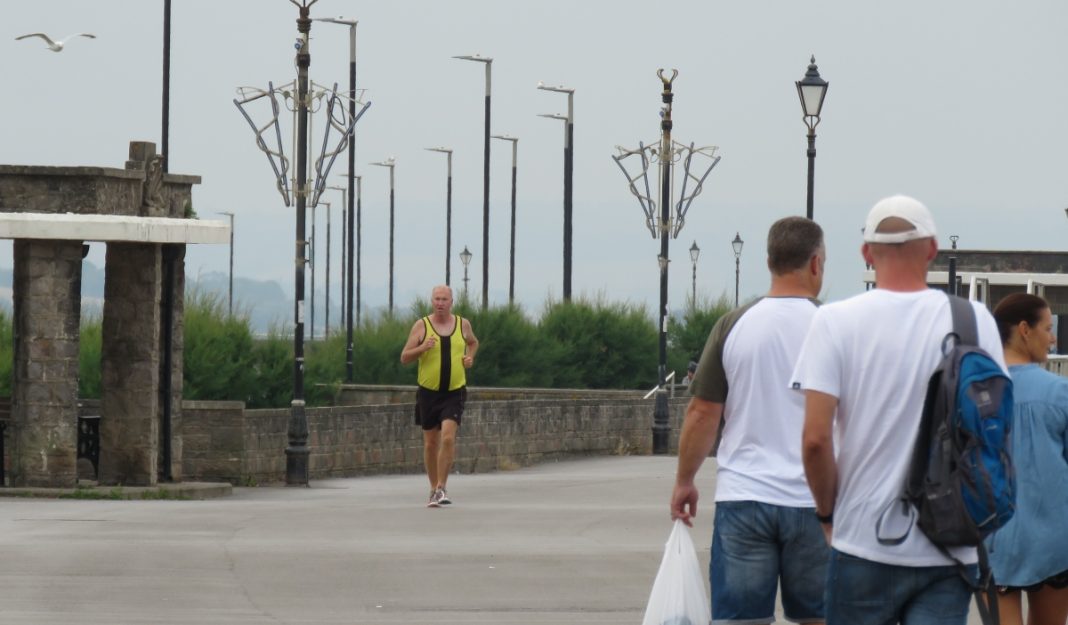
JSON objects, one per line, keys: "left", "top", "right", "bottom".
{"left": 948, "top": 294, "right": 979, "bottom": 347}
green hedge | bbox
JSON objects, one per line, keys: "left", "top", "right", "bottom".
{"left": 0, "top": 292, "right": 732, "bottom": 407}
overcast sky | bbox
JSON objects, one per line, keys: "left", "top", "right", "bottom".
{"left": 2, "top": 0, "right": 1067, "bottom": 317}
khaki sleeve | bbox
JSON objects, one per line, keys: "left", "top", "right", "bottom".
{"left": 689, "top": 299, "right": 760, "bottom": 403}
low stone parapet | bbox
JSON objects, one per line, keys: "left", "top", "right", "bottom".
{"left": 182, "top": 395, "right": 689, "bottom": 485}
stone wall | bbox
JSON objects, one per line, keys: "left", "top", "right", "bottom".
{"left": 183, "top": 396, "right": 689, "bottom": 485}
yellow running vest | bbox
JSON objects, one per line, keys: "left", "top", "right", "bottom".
{"left": 417, "top": 315, "right": 466, "bottom": 391}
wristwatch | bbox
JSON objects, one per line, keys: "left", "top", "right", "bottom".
{"left": 815, "top": 510, "right": 833, "bottom": 524}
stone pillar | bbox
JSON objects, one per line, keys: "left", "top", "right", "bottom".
{"left": 159, "top": 244, "right": 185, "bottom": 481}
{"left": 100, "top": 243, "right": 162, "bottom": 485}
{"left": 11, "top": 240, "right": 83, "bottom": 487}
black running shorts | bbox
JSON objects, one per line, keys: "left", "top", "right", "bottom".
{"left": 414, "top": 386, "right": 466, "bottom": 431}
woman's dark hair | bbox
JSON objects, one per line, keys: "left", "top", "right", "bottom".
{"left": 992, "top": 293, "right": 1049, "bottom": 345}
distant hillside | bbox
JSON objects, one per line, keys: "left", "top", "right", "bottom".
{"left": 0, "top": 263, "right": 298, "bottom": 334}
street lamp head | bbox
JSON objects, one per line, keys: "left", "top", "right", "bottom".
{"left": 689, "top": 240, "right": 700, "bottom": 264}
{"left": 796, "top": 55, "right": 829, "bottom": 128}
{"left": 370, "top": 157, "right": 395, "bottom": 168}
{"left": 537, "top": 113, "right": 568, "bottom": 122}
{"left": 950, "top": 234, "right": 960, "bottom": 250}
{"left": 732, "top": 232, "right": 744, "bottom": 258}
{"left": 425, "top": 146, "right": 453, "bottom": 154}
{"left": 454, "top": 54, "right": 492, "bottom": 64}
{"left": 459, "top": 245, "right": 473, "bottom": 268}
{"left": 537, "top": 82, "right": 574, "bottom": 95}
{"left": 491, "top": 134, "right": 518, "bottom": 143}
{"left": 313, "top": 16, "right": 358, "bottom": 26}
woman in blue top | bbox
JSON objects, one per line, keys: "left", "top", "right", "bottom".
{"left": 988, "top": 293, "right": 1068, "bottom": 625}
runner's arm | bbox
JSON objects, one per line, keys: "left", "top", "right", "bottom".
{"left": 400, "top": 320, "right": 430, "bottom": 365}
{"left": 461, "top": 318, "right": 478, "bottom": 367}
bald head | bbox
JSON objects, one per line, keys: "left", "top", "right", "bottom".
{"left": 430, "top": 285, "right": 454, "bottom": 317}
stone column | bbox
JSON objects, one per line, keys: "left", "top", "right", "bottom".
{"left": 159, "top": 244, "right": 185, "bottom": 481}
{"left": 100, "top": 243, "right": 162, "bottom": 485}
{"left": 11, "top": 240, "right": 83, "bottom": 487}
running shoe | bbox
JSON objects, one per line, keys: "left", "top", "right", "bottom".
{"left": 426, "top": 488, "right": 441, "bottom": 508}
{"left": 438, "top": 487, "right": 451, "bottom": 505}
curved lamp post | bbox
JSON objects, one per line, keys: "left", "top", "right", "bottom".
{"left": 492, "top": 134, "right": 519, "bottom": 304}
{"left": 731, "top": 232, "right": 744, "bottom": 307}
{"left": 796, "top": 56, "right": 829, "bottom": 221}
{"left": 537, "top": 82, "right": 575, "bottom": 301}
{"left": 425, "top": 147, "right": 454, "bottom": 285}
{"left": 454, "top": 54, "right": 492, "bottom": 309}
{"left": 370, "top": 157, "right": 396, "bottom": 313}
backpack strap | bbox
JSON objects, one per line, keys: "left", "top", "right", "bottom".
{"left": 948, "top": 294, "right": 979, "bottom": 347}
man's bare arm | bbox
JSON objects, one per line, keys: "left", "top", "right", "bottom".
{"left": 671, "top": 396, "right": 724, "bottom": 526}
{"left": 399, "top": 320, "right": 431, "bottom": 365}
{"left": 802, "top": 389, "right": 838, "bottom": 536}
{"left": 461, "top": 318, "right": 478, "bottom": 367}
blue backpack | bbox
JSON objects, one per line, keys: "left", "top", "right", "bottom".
{"left": 906, "top": 294, "right": 1015, "bottom": 547}
{"left": 878, "top": 294, "right": 1014, "bottom": 625}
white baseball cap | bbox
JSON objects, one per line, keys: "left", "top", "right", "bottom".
{"left": 862, "top": 195, "right": 937, "bottom": 244}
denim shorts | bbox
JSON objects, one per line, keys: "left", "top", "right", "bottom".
{"left": 825, "top": 549, "right": 975, "bottom": 625}
{"left": 710, "top": 500, "right": 829, "bottom": 624}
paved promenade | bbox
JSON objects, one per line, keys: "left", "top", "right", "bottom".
{"left": 0, "top": 456, "right": 985, "bottom": 624}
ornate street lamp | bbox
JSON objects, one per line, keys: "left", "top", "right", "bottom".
{"left": 796, "top": 55, "right": 829, "bottom": 221}
{"left": 732, "top": 232, "right": 744, "bottom": 307}
{"left": 459, "top": 245, "right": 473, "bottom": 300}
{"left": 613, "top": 70, "right": 721, "bottom": 454}
{"left": 232, "top": 0, "right": 371, "bottom": 485}
{"left": 688, "top": 240, "right": 700, "bottom": 306}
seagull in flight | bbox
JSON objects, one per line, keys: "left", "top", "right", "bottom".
{"left": 15, "top": 32, "right": 96, "bottom": 52}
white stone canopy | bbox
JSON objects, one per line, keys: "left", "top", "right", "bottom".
{"left": 0, "top": 212, "right": 229, "bottom": 244}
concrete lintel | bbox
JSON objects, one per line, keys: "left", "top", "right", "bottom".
{"left": 0, "top": 212, "right": 228, "bottom": 244}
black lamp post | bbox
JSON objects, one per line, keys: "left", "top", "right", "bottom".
{"left": 371, "top": 158, "right": 396, "bottom": 314}
{"left": 313, "top": 16, "right": 359, "bottom": 380}
{"left": 732, "top": 232, "right": 744, "bottom": 307}
{"left": 216, "top": 212, "right": 235, "bottom": 316}
{"left": 426, "top": 147, "right": 454, "bottom": 285}
{"left": 492, "top": 134, "right": 519, "bottom": 304}
{"left": 796, "top": 56, "right": 829, "bottom": 221}
{"left": 948, "top": 234, "right": 959, "bottom": 296}
{"left": 460, "top": 245, "right": 473, "bottom": 300}
{"left": 454, "top": 54, "right": 492, "bottom": 309}
{"left": 688, "top": 240, "right": 700, "bottom": 306}
{"left": 537, "top": 82, "right": 575, "bottom": 301}
{"left": 612, "top": 69, "right": 721, "bottom": 455}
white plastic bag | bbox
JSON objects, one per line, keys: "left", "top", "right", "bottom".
{"left": 641, "top": 519, "right": 711, "bottom": 625}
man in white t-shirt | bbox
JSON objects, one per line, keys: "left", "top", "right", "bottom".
{"left": 672, "top": 216, "right": 827, "bottom": 625}
{"left": 791, "top": 196, "right": 1007, "bottom": 625}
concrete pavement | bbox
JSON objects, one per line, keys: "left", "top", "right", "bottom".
{"left": 0, "top": 456, "right": 987, "bottom": 624}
